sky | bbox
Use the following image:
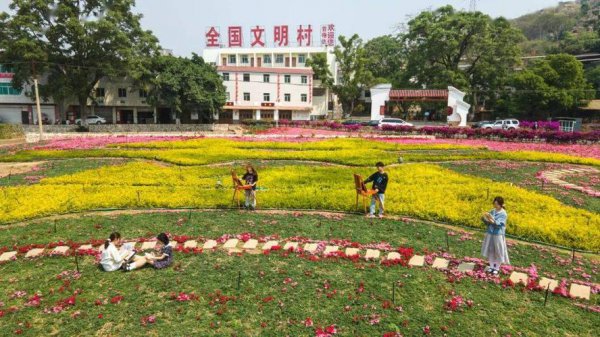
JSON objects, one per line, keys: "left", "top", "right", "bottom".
{"left": 1, "top": 0, "right": 566, "bottom": 56}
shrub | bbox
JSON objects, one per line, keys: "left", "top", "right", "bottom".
{"left": 0, "top": 124, "right": 24, "bottom": 139}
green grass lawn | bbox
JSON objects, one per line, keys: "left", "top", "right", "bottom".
{"left": 0, "top": 211, "right": 597, "bottom": 336}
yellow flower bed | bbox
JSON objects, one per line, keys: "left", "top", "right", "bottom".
{"left": 3, "top": 138, "right": 600, "bottom": 167}
{"left": 2, "top": 161, "right": 598, "bottom": 250}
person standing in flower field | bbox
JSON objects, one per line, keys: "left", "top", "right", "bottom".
{"left": 364, "top": 162, "right": 388, "bottom": 218}
{"left": 242, "top": 164, "right": 258, "bottom": 210}
{"left": 481, "top": 196, "right": 510, "bottom": 276}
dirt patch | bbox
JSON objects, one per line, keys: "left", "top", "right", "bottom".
{"left": 0, "top": 161, "right": 45, "bottom": 178}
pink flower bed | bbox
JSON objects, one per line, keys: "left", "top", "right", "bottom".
{"left": 33, "top": 136, "right": 196, "bottom": 150}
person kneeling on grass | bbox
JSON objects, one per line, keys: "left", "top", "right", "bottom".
{"left": 364, "top": 162, "right": 388, "bottom": 218}
{"left": 481, "top": 196, "right": 510, "bottom": 276}
{"left": 100, "top": 232, "right": 141, "bottom": 272}
{"left": 125, "top": 233, "right": 173, "bottom": 271}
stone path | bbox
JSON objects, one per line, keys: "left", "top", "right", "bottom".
{"left": 0, "top": 236, "right": 594, "bottom": 301}
{"left": 538, "top": 167, "right": 600, "bottom": 197}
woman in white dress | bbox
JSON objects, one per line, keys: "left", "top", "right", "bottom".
{"left": 100, "top": 232, "right": 137, "bottom": 272}
{"left": 481, "top": 196, "right": 510, "bottom": 276}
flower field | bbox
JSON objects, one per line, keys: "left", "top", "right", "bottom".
{"left": 1, "top": 159, "right": 598, "bottom": 250}
{"left": 3, "top": 138, "right": 600, "bottom": 167}
{"left": 0, "top": 134, "right": 599, "bottom": 336}
{"left": 0, "top": 211, "right": 597, "bottom": 336}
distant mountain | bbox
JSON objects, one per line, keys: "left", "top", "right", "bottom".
{"left": 511, "top": 0, "right": 599, "bottom": 55}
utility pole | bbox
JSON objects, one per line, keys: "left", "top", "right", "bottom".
{"left": 469, "top": 0, "right": 478, "bottom": 12}
{"left": 31, "top": 62, "right": 44, "bottom": 141}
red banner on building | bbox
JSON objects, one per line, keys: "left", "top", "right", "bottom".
{"left": 205, "top": 24, "right": 335, "bottom": 48}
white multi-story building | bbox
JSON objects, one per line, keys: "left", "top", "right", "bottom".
{"left": 0, "top": 65, "right": 57, "bottom": 124}
{"left": 202, "top": 46, "right": 337, "bottom": 122}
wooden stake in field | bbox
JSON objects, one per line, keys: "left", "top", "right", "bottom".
{"left": 445, "top": 232, "right": 450, "bottom": 252}
{"left": 237, "top": 271, "right": 241, "bottom": 291}
{"left": 543, "top": 284, "right": 550, "bottom": 306}
{"left": 75, "top": 251, "right": 80, "bottom": 273}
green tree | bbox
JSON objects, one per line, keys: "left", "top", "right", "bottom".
{"left": 511, "top": 54, "right": 594, "bottom": 118}
{"left": 585, "top": 65, "right": 600, "bottom": 98}
{"left": 400, "top": 6, "right": 524, "bottom": 119}
{"left": 0, "top": 0, "right": 159, "bottom": 125}
{"left": 305, "top": 53, "right": 333, "bottom": 87}
{"left": 363, "top": 35, "right": 403, "bottom": 83}
{"left": 332, "top": 34, "right": 374, "bottom": 116}
{"left": 143, "top": 54, "right": 226, "bottom": 123}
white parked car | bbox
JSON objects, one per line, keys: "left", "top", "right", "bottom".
{"left": 377, "top": 118, "right": 413, "bottom": 128}
{"left": 75, "top": 115, "right": 107, "bottom": 125}
{"left": 481, "top": 119, "right": 520, "bottom": 130}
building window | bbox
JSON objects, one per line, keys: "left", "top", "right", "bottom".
{"left": 301, "top": 76, "right": 308, "bottom": 84}
{"left": 226, "top": 92, "right": 231, "bottom": 100}
{"left": 118, "top": 88, "right": 127, "bottom": 98}
{"left": 263, "top": 74, "right": 270, "bottom": 83}
{"left": 275, "top": 54, "right": 284, "bottom": 63}
{"left": 0, "top": 82, "right": 21, "bottom": 95}
{"left": 263, "top": 55, "right": 272, "bottom": 64}
{"left": 243, "top": 92, "right": 250, "bottom": 101}
{"left": 241, "top": 54, "right": 249, "bottom": 64}
{"left": 139, "top": 89, "right": 148, "bottom": 98}
{"left": 261, "top": 112, "right": 274, "bottom": 120}
{"left": 95, "top": 88, "right": 105, "bottom": 97}
{"left": 263, "top": 93, "right": 270, "bottom": 102}
{"left": 298, "top": 54, "right": 306, "bottom": 63}
{"left": 0, "top": 65, "right": 14, "bottom": 73}
{"left": 222, "top": 73, "right": 230, "bottom": 81}
{"left": 284, "top": 75, "right": 291, "bottom": 83}
{"left": 228, "top": 55, "right": 236, "bottom": 64}
{"left": 243, "top": 73, "right": 250, "bottom": 82}
{"left": 301, "top": 94, "right": 307, "bottom": 102}
{"left": 284, "top": 93, "right": 291, "bottom": 102}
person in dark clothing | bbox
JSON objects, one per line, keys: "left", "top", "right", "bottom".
{"left": 124, "top": 233, "right": 173, "bottom": 271}
{"left": 242, "top": 164, "right": 258, "bottom": 210}
{"left": 364, "top": 162, "right": 388, "bottom": 218}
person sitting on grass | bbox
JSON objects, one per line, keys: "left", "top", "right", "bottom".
{"left": 242, "top": 164, "right": 258, "bottom": 210}
{"left": 124, "top": 233, "right": 173, "bottom": 271}
{"left": 481, "top": 196, "right": 510, "bottom": 276}
{"left": 100, "top": 232, "right": 139, "bottom": 272}
{"left": 364, "top": 162, "right": 388, "bottom": 219}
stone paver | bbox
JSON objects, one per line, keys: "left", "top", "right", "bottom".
{"left": 457, "top": 262, "right": 475, "bottom": 273}
{"left": 183, "top": 240, "right": 198, "bottom": 249}
{"left": 261, "top": 240, "right": 279, "bottom": 251}
{"left": 52, "top": 246, "right": 70, "bottom": 255}
{"left": 223, "top": 239, "right": 240, "bottom": 249}
{"left": 538, "top": 277, "right": 558, "bottom": 292}
{"left": 242, "top": 239, "right": 258, "bottom": 250}
{"left": 408, "top": 255, "right": 425, "bottom": 266}
{"left": 569, "top": 283, "right": 591, "bottom": 300}
{"left": 386, "top": 252, "right": 401, "bottom": 260}
{"left": 509, "top": 272, "right": 528, "bottom": 285}
{"left": 203, "top": 240, "right": 217, "bottom": 249}
{"left": 323, "top": 245, "right": 339, "bottom": 255}
{"left": 345, "top": 248, "right": 360, "bottom": 256}
{"left": 303, "top": 243, "right": 318, "bottom": 253}
{"left": 140, "top": 241, "right": 156, "bottom": 250}
{"left": 432, "top": 257, "right": 449, "bottom": 270}
{"left": 283, "top": 242, "right": 299, "bottom": 251}
{"left": 25, "top": 248, "right": 45, "bottom": 258}
{"left": 365, "top": 249, "right": 380, "bottom": 259}
{"left": 78, "top": 244, "right": 93, "bottom": 250}
{"left": 170, "top": 241, "right": 178, "bottom": 249}
{"left": 0, "top": 251, "right": 17, "bottom": 261}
